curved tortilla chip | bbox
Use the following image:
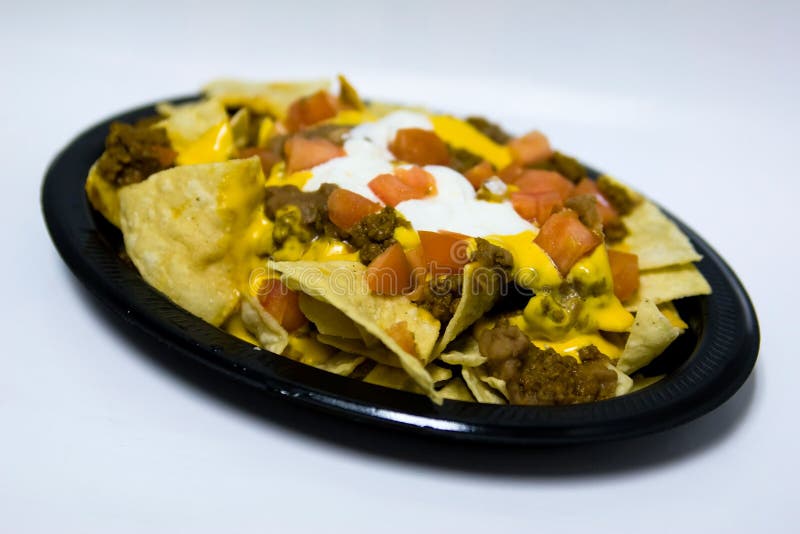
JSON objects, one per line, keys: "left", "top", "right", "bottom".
{"left": 156, "top": 99, "right": 229, "bottom": 153}
{"left": 270, "top": 260, "right": 441, "bottom": 403}
{"left": 85, "top": 162, "right": 121, "bottom": 227}
{"left": 119, "top": 158, "right": 265, "bottom": 325}
{"left": 316, "top": 334, "right": 401, "bottom": 368}
{"left": 298, "top": 293, "right": 361, "bottom": 339}
{"left": 240, "top": 295, "right": 289, "bottom": 354}
{"left": 433, "top": 262, "right": 503, "bottom": 356}
{"left": 617, "top": 299, "right": 681, "bottom": 374}
{"left": 461, "top": 367, "right": 506, "bottom": 404}
{"left": 626, "top": 263, "right": 712, "bottom": 310}
{"left": 364, "top": 364, "right": 452, "bottom": 393}
{"left": 619, "top": 201, "right": 702, "bottom": 270}
{"left": 438, "top": 377, "right": 476, "bottom": 402}
{"left": 203, "top": 78, "right": 331, "bottom": 119}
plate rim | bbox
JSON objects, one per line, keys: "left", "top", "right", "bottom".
{"left": 41, "top": 95, "right": 760, "bottom": 444}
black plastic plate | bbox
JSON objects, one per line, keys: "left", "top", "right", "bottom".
{"left": 41, "top": 97, "right": 759, "bottom": 444}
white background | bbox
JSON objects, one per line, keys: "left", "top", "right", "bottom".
{"left": 2, "top": 1, "right": 798, "bottom": 532}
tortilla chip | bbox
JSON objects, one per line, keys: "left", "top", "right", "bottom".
{"left": 433, "top": 262, "right": 503, "bottom": 356}
{"left": 85, "top": 162, "right": 121, "bottom": 227}
{"left": 240, "top": 294, "right": 290, "bottom": 354}
{"left": 119, "top": 158, "right": 265, "bottom": 325}
{"left": 630, "top": 374, "right": 666, "bottom": 393}
{"left": 438, "top": 377, "right": 476, "bottom": 402}
{"left": 364, "top": 364, "right": 451, "bottom": 393}
{"left": 480, "top": 375, "right": 510, "bottom": 400}
{"left": 338, "top": 74, "right": 364, "bottom": 110}
{"left": 658, "top": 301, "right": 689, "bottom": 329}
{"left": 626, "top": 263, "right": 712, "bottom": 310}
{"left": 156, "top": 99, "right": 229, "bottom": 153}
{"left": 617, "top": 299, "right": 682, "bottom": 375}
{"left": 619, "top": 201, "right": 702, "bottom": 270}
{"left": 439, "top": 337, "right": 486, "bottom": 367}
{"left": 203, "top": 78, "right": 331, "bottom": 119}
{"left": 317, "top": 351, "right": 366, "bottom": 376}
{"left": 298, "top": 293, "right": 362, "bottom": 339}
{"left": 609, "top": 364, "right": 634, "bottom": 396}
{"left": 461, "top": 367, "right": 506, "bottom": 404}
{"left": 282, "top": 334, "right": 365, "bottom": 376}
{"left": 315, "top": 334, "right": 401, "bottom": 368}
{"left": 270, "top": 260, "right": 441, "bottom": 402}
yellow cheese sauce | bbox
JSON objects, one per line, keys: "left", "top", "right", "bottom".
{"left": 176, "top": 120, "right": 234, "bottom": 166}
{"left": 431, "top": 115, "right": 512, "bottom": 169}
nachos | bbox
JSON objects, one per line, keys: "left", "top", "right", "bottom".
{"left": 86, "top": 75, "right": 710, "bottom": 405}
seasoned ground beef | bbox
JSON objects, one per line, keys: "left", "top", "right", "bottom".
{"left": 466, "top": 116, "right": 512, "bottom": 144}
{"left": 470, "top": 238, "right": 513, "bottom": 271}
{"left": 477, "top": 322, "right": 618, "bottom": 405}
{"left": 528, "top": 151, "right": 587, "bottom": 183}
{"left": 419, "top": 274, "right": 463, "bottom": 324}
{"left": 448, "top": 145, "right": 482, "bottom": 173}
{"left": 264, "top": 184, "right": 342, "bottom": 245}
{"left": 564, "top": 194, "right": 602, "bottom": 232}
{"left": 597, "top": 176, "right": 639, "bottom": 216}
{"left": 96, "top": 120, "right": 176, "bottom": 186}
{"left": 347, "top": 207, "right": 404, "bottom": 264}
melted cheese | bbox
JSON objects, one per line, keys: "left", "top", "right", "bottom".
{"left": 485, "top": 230, "right": 563, "bottom": 290}
{"left": 265, "top": 162, "right": 313, "bottom": 189}
{"left": 301, "top": 238, "right": 359, "bottom": 262}
{"left": 177, "top": 120, "right": 234, "bottom": 165}
{"left": 431, "top": 115, "right": 512, "bottom": 169}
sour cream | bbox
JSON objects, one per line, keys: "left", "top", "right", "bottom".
{"left": 301, "top": 110, "right": 534, "bottom": 237}
{"left": 396, "top": 166, "right": 533, "bottom": 237}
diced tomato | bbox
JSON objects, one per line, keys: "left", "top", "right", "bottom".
{"left": 534, "top": 210, "right": 602, "bottom": 275}
{"left": 368, "top": 174, "right": 418, "bottom": 207}
{"left": 511, "top": 191, "right": 563, "bottom": 225}
{"left": 418, "top": 230, "right": 470, "bottom": 276}
{"left": 284, "top": 90, "right": 339, "bottom": 132}
{"left": 607, "top": 249, "right": 640, "bottom": 302}
{"left": 366, "top": 243, "right": 414, "bottom": 296}
{"left": 257, "top": 278, "right": 307, "bottom": 332}
{"left": 387, "top": 321, "right": 417, "bottom": 356}
{"left": 572, "top": 178, "right": 620, "bottom": 224}
{"left": 239, "top": 146, "right": 282, "bottom": 175}
{"left": 513, "top": 170, "right": 575, "bottom": 200}
{"left": 498, "top": 163, "right": 525, "bottom": 183}
{"left": 389, "top": 128, "right": 450, "bottom": 166}
{"left": 464, "top": 161, "right": 495, "bottom": 189}
{"left": 395, "top": 166, "right": 437, "bottom": 195}
{"left": 368, "top": 167, "right": 436, "bottom": 207}
{"left": 327, "top": 188, "right": 381, "bottom": 230}
{"left": 284, "top": 136, "right": 345, "bottom": 173}
{"left": 508, "top": 130, "right": 553, "bottom": 165}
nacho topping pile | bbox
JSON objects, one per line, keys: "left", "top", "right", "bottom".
{"left": 86, "top": 75, "right": 711, "bottom": 405}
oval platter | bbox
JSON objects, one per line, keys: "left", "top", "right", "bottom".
{"left": 42, "top": 96, "right": 759, "bottom": 444}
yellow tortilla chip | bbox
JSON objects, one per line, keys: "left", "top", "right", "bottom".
{"left": 433, "top": 262, "right": 503, "bottom": 356}
{"left": 364, "top": 364, "right": 451, "bottom": 393}
{"left": 315, "top": 334, "right": 401, "bottom": 368}
{"left": 269, "top": 260, "right": 441, "bottom": 403}
{"left": 203, "top": 78, "right": 331, "bottom": 119}
{"left": 283, "top": 335, "right": 364, "bottom": 376}
{"left": 439, "top": 337, "right": 486, "bottom": 367}
{"left": 438, "top": 377, "right": 476, "bottom": 402}
{"left": 620, "top": 201, "right": 702, "bottom": 270}
{"left": 298, "top": 293, "right": 362, "bottom": 339}
{"left": 617, "top": 299, "right": 681, "bottom": 374}
{"left": 119, "top": 158, "right": 266, "bottom": 326}
{"left": 85, "top": 162, "right": 121, "bottom": 227}
{"left": 156, "top": 99, "right": 229, "bottom": 153}
{"left": 630, "top": 374, "right": 666, "bottom": 393}
{"left": 627, "top": 263, "right": 712, "bottom": 310}
{"left": 461, "top": 367, "right": 506, "bottom": 404}
{"left": 240, "top": 295, "right": 289, "bottom": 354}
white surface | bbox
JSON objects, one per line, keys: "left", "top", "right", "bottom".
{"left": 2, "top": 1, "right": 798, "bottom": 532}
